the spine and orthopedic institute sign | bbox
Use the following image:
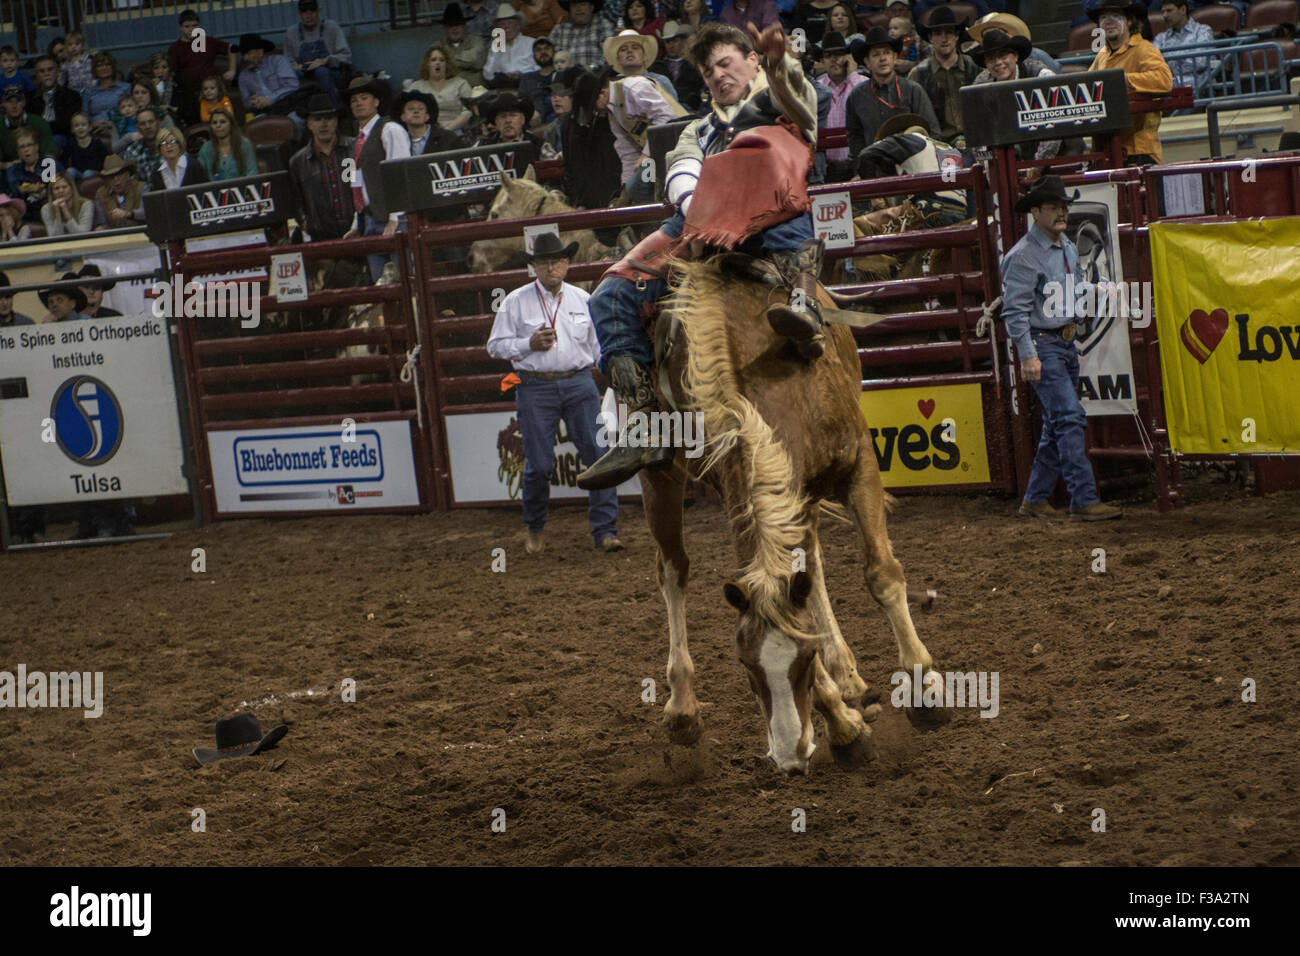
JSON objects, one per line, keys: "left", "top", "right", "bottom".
{"left": 0, "top": 315, "right": 188, "bottom": 505}
{"left": 206, "top": 421, "right": 421, "bottom": 513}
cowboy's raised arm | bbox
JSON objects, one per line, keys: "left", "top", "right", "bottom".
{"left": 748, "top": 23, "right": 816, "bottom": 140}
{"left": 664, "top": 118, "right": 707, "bottom": 216}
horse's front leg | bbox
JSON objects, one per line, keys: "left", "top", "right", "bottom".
{"left": 805, "top": 524, "right": 870, "bottom": 707}
{"left": 643, "top": 466, "right": 701, "bottom": 745}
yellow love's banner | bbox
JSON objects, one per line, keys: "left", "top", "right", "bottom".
{"left": 858, "top": 383, "right": 990, "bottom": 487}
{"left": 1150, "top": 218, "right": 1300, "bottom": 454}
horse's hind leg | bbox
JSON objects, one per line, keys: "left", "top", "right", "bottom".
{"left": 841, "top": 455, "right": 951, "bottom": 728}
{"left": 643, "top": 467, "right": 702, "bottom": 745}
{"left": 806, "top": 525, "right": 869, "bottom": 707}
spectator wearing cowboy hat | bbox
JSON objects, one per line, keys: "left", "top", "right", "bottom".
{"left": 1088, "top": 0, "right": 1172, "bottom": 165}
{"left": 601, "top": 30, "right": 685, "bottom": 202}
{"left": 235, "top": 34, "right": 306, "bottom": 122}
{"left": 94, "top": 154, "right": 144, "bottom": 226}
{"left": 486, "top": 231, "right": 622, "bottom": 555}
{"left": 549, "top": 0, "right": 612, "bottom": 71}
{"left": 1001, "top": 175, "right": 1122, "bottom": 522}
{"left": 77, "top": 264, "right": 121, "bottom": 318}
{"left": 817, "top": 31, "right": 866, "bottom": 177}
{"left": 475, "top": 89, "right": 559, "bottom": 157}
{"left": 345, "top": 74, "right": 410, "bottom": 280}
{"left": 970, "top": 29, "right": 1080, "bottom": 167}
{"left": 910, "top": 4, "right": 978, "bottom": 147}
{"left": 539, "top": 64, "right": 580, "bottom": 155}
{"left": 0, "top": 270, "right": 36, "bottom": 326}
{"left": 396, "top": 90, "right": 461, "bottom": 154}
{"left": 484, "top": 4, "right": 538, "bottom": 89}
{"left": 441, "top": 4, "right": 490, "bottom": 87}
{"left": 37, "top": 273, "right": 91, "bottom": 322}
{"left": 518, "top": 35, "right": 561, "bottom": 127}
{"left": 652, "top": 20, "right": 704, "bottom": 110}
{"left": 285, "top": 0, "right": 353, "bottom": 108}
{"left": 288, "top": 93, "right": 358, "bottom": 242}
{"left": 563, "top": 66, "right": 623, "bottom": 208}
{"left": 965, "top": 12, "right": 1061, "bottom": 74}
{"left": 603, "top": 25, "right": 678, "bottom": 96}
{"left": 845, "top": 25, "right": 938, "bottom": 161}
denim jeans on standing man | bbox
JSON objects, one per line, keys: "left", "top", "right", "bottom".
{"left": 1022, "top": 333, "right": 1101, "bottom": 511}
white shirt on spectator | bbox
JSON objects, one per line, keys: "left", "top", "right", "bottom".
{"left": 487, "top": 279, "right": 600, "bottom": 373}
{"left": 608, "top": 75, "right": 679, "bottom": 181}
{"left": 160, "top": 154, "right": 189, "bottom": 190}
{"left": 352, "top": 113, "right": 412, "bottom": 224}
{"left": 483, "top": 35, "right": 537, "bottom": 82}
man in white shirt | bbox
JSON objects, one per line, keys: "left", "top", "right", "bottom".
{"left": 483, "top": 4, "right": 537, "bottom": 90}
{"left": 344, "top": 74, "right": 411, "bottom": 280}
{"left": 602, "top": 30, "right": 686, "bottom": 203}
{"left": 487, "top": 232, "right": 623, "bottom": 554}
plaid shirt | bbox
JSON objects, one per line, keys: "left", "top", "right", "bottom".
{"left": 120, "top": 138, "right": 161, "bottom": 184}
{"left": 548, "top": 20, "right": 611, "bottom": 70}
{"left": 1154, "top": 20, "right": 1216, "bottom": 92}
{"left": 60, "top": 54, "right": 94, "bottom": 94}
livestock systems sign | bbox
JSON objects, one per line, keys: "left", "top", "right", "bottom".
{"left": 207, "top": 421, "right": 421, "bottom": 513}
{"left": 443, "top": 410, "right": 640, "bottom": 504}
{"left": 142, "top": 172, "right": 292, "bottom": 243}
{"left": 1150, "top": 218, "right": 1300, "bottom": 454}
{"left": 859, "top": 383, "right": 991, "bottom": 488}
{"left": 960, "top": 69, "right": 1130, "bottom": 148}
{"left": 0, "top": 316, "right": 188, "bottom": 505}
{"left": 381, "top": 142, "right": 539, "bottom": 212}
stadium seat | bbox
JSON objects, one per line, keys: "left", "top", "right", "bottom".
{"left": 79, "top": 176, "right": 102, "bottom": 201}
{"left": 857, "top": 12, "right": 891, "bottom": 33}
{"left": 244, "top": 115, "right": 297, "bottom": 146}
{"left": 1061, "top": 61, "right": 1090, "bottom": 73}
{"left": 1192, "top": 5, "right": 1240, "bottom": 38}
{"left": 1068, "top": 23, "right": 1098, "bottom": 53}
{"left": 1148, "top": 13, "right": 1167, "bottom": 37}
{"left": 919, "top": 3, "right": 980, "bottom": 28}
{"left": 28, "top": 224, "right": 47, "bottom": 239}
{"left": 1246, "top": 0, "right": 1299, "bottom": 31}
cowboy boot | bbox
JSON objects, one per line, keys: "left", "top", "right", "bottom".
{"left": 765, "top": 238, "right": 826, "bottom": 360}
{"left": 575, "top": 355, "right": 674, "bottom": 490}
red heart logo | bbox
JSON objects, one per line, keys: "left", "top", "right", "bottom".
{"left": 1179, "top": 308, "right": 1229, "bottom": 364}
{"left": 917, "top": 399, "right": 936, "bottom": 419}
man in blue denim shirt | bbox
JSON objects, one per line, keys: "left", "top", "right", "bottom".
{"left": 1001, "top": 176, "right": 1122, "bottom": 521}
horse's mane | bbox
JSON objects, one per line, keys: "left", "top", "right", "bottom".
{"left": 670, "top": 258, "right": 816, "bottom": 641}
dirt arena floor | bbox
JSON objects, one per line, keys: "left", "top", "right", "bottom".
{"left": 4, "top": 481, "right": 1299, "bottom": 867}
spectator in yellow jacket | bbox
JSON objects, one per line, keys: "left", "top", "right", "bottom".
{"left": 1087, "top": 0, "right": 1172, "bottom": 165}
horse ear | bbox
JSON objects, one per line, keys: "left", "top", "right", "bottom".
{"left": 499, "top": 171, "right": 514, "bottom": 190}
{"left": 522, "top": 164, "right": 537, "bottom": 182}
{"left": 723, "top": 582, "right": 750, "bottom": 614}
{"left": 789, "top": 571, "right": 812, "bottom": 609}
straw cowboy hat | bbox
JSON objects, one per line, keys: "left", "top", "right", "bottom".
{"left": 494, "top": 2, "right": 523, "bottom": 20}
{"left": 1014, "top": 174, "right": 1080, "bottom": 213}
{"left": 193, "top": 713, "right": 288, "bottom": 766}
{"left": 526, "top": 232, "right": 580, "bottom": 262}
{"left": 38, "top": 272, "right": 88, "bottom": 313}
{"left": 661, "top": 20, "right": 692, "bottom": 41}
{"left": 967, "top": 12, "right": 1033, "bottom": 45}
{"left": 918, "top": 4, "right": 970, "bottom": 41}
{"left": 99, "top": 154, "right": 137, "bottom": 177}
{"left": 603, "top": 29, "right": 658, "bottom": 70}
{"left": 874, "top": 112, "right": 930, "bottom": 142}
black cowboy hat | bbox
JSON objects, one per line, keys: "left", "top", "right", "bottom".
{"left": 396, "top": 89, "right": 439, "bottom": 123}
{"left": 874, "top": 112, "right": 930, "bottom": 142}
{"left": 346, "top": 73, "right": 391, "bottom": 103}
{"left": 558, "top": 0, "right": 604, "bottom": 9}
{"left": 232, "top": 33, "right": 276, "bottom": 53}
{"left": 850, "top": 26, "right": 902, "bottom": 63}
{"left": 194, "top": 713, "right": 288, "bottom": 766}
{"left": 971, "top": 27, "right": 1031, "bottom": 64}
{"left": 817, "top": 30, "right": 850, "bottom": 59}
{"left": 1088, "top": 0, "right": 1149, "bottom": 22}
{"left": 918, "top": 4, "right": 970, "bottom": 41}
{"left": 1014, "top": 174, "right": 1080, "bottom": 213}
{"left": 77, "top": 263, "right": 116, "bottom": 291}
{"left": 480, "top": 90, "right": 534, "bottom": 125}
{"left": 552, "top": 65, "right": 586, "bottom": 98}
{"left": 38, "top": 272, "right": 88, "bottom": 313}
{"left": 572, "top": 65, "right": 610, "bottom": 127}
{"left": 305, "top": 92, "right": 338, "bottom": 117}
{"left": 442, "top": 1, "right": 468, "bottom": 25}
{"left": 526, "top": 232, "right": 580, "bottom": 262}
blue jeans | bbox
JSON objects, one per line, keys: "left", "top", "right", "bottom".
{"left": 362, "top": 213, "right": 405, "bottom": 281}
{"left": 516, "top": 371, "right": 618, "bottom": 543}
{"left": 310, "top": 65, "right": 344, "bottom": 107}
{"left": 1023, "top": 333, "right": 1100, "bottom": 510}
{"left": 588, "top": 210, "right": 815, "bottom": 373}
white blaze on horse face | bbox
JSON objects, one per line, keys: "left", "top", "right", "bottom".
{"left": 758, "top": 629, "right": 814, "bottom": 773}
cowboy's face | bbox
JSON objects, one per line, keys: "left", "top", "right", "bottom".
{"left": 569, "top": 1, "right": 594, "bottom": 25}
{"left": 1161, "top": 3, "right": 1188, "bottom": 30}
{"left": 243, "top": 46, "right": 265, "bottom": 68}
{"left": 532, "top": 255, "right": 569, "bottom": 288}
{"left": 986, "top": 48, "right": 1019, "bottom": 81}
{"left": 866, "top": 44, "right": 896, "bottom": 82}
{"left": 447, "top": 22, "right": 466, "bottom": 41}
{"left": 33, "top": 58, "right": 57, "bottom": 90}
{"left": 494, "top": 109, "right": 525, "bottom": 140}
{"left": 307, "top": 113, "right": 337, "bottom": 140}
{"left": 617, "top": 39, "right": 645, "bottom": 71}
{"left": 1100, "top": 12, "right": 1129, "bottom": 43}
{"left": 47, "top": 292, "right": 76, "bottom": 319}
{"left": 81, "top": 284, "right": 103, "bottom": 309}
{"left": 498, "top": 16, "right": 520, "bottom": 41}
{"left": 930, "top": 26, "right": 958, "bottom": 58}
{"left": 401, "top": 100, "right": 430, "bottom": 128}
{"left": 666, "top": 34, "right": 688, "bottom": 58}
{"left": 701, "top": 43, "right": 760, "bottom": 107}
{"left": 137, "top": 110, "right": 159, "bottom": 141}
{"left": 1032, "top": 199, "right": 1070, "bottom": 239}
{"left": 350, "top": 90, "right": 379, "bottom": 120}
{"left": 533, "top": 40, "right": 554, "bottom": 67}
{"left": 827, "top": 50, "right": 851, "bottom": 79}
{"left": 109, "top": 169, "right": 131, "bottom": 191}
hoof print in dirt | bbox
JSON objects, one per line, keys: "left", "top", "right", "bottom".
{"left": 906, "top": 702, "right": 954, "bottom": 730}
{"left": 831, "top": 732, "right": 877, "bottom": 769}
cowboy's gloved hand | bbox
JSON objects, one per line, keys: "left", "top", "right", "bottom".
{"left": 746, "top": 22, "right": 788, "bottom": 68}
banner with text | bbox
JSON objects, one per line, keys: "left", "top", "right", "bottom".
{"left": 859, "top": 383, "right": 991, "bottom": 488}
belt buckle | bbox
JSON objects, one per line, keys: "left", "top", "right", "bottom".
{"left": 1061, "top": 322, "right": 1077, "bottom": 343}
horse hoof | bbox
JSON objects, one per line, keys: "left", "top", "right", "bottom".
{"left": 861, "top": 702, "right": 884, "bottom": 722}
{"left": 831, "top": 732, "right": 877, "bottom": 769}
{"left": 906, "top": 702, "right": 953, "bottom": 730}
{"left": 839, "top": 675, "right": 870, "bottom": 708}
{"left": 664, "top": 711, "right": 703, "bottom": 746}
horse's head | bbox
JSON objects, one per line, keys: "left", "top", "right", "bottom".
{"left": 723, "top": 571, "right": 821, "bottom": 774}
{"left": 466, "top": 166, "right": 554, "bottom": 273}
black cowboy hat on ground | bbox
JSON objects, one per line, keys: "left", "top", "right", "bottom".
{"left": 346, "top": 73, "right": 391, "bottom": 103}
{"left": 305, "top": 92, "right": 338, "bottom": 117}
{"left": 851, "top": 26, "right": 902, "bottom": 64}
{"left": 233, "top": 33, "right": 276, "bottom": 53}
{"left": 480, "top": 90, "right": 535, "bottom": 125}
{"left": 818, "top": 31, "right": 850, "bottom": 59}
{"left": 874, "top": 112, "right": 930, "bottom": 142}
{"left": 1014, "top": 174, "right": 1081, "bottom": 213}
{"left": 39, "top": 272, "right": 88, "bottom": 313}
{"left": 442, "top": 1, "right": 468, "bottom": 25}
{"left": 1088, "top": 0, "right": 1150, "bottom": 22}
{"left": 77, "top": 263, "right": 116, "bottom": 291}
{"left": 396, "top": 89, "right": 439, "bottom": 124}
{"left": 918, "top": 4, "right": 970, "bottom": 41}
{"left": 971, "top": 27, "right": 1032, "bottom": 65}
{"left": 194, "top": 713, "right": 288, "bottom": 765}
{"left": 526, "top": 232, "right": 580, "bottom": 262}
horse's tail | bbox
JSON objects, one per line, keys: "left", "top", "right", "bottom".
{"left": 671, "top": 259, "right": 815, "bottom": 640}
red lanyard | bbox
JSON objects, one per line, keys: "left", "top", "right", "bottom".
{"left": 872, "top": 77, "right": 903, "bottom": 111}
{"left": 533, "top": 281, "right": 563, "bottom": 329}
